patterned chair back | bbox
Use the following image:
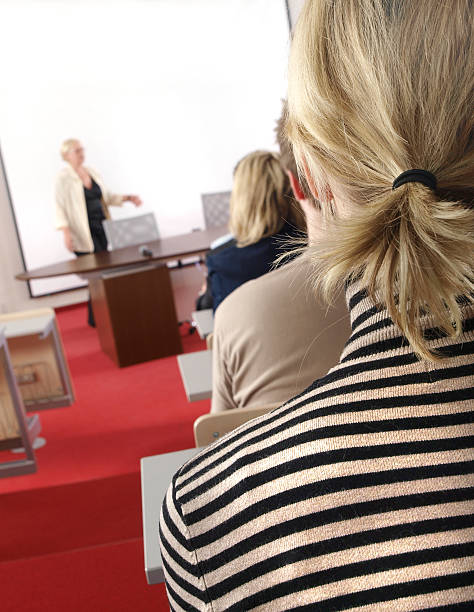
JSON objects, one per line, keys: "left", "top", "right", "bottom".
{"left": 102, "top": 213, "right": 159, "bottom": 250}
{"left": 201, "top": 191, "right": 231, "bottom": 229}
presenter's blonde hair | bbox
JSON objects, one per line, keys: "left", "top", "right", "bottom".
{"left": 287, "top": 0, "right": 473, "bottom": 360}
{"left": 229, "top": 150, "right": 304, "bottom": 247}
{"left": 60, "top": 139, "right": 80, "bottom": 160}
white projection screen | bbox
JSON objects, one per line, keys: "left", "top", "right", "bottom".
{"left": 0, "top": 0, "right": 290, "bottom": 296}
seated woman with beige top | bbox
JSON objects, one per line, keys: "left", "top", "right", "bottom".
{"left": 210, "top": 107, "right": 350, "bottom": 413}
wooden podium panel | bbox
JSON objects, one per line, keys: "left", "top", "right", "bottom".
{"left": 89, "top": 264, "right": 182, "bottom": 367}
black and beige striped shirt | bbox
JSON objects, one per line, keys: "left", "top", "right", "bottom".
{"left": 160, "top": 283, "right": 474, "bottom": 610}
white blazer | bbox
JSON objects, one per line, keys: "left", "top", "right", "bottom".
{"left": 55, "top": 164, "right": 123, "bottom": 253}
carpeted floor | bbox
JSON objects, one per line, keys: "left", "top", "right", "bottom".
{"left": 1, "top": 472, "right": 142, "bottom": 561}
{"left": 2, "top": 540, "right": 169, "bottom": 612}
{"left": 0, "top": 302, "right": 210, "bottom": 611}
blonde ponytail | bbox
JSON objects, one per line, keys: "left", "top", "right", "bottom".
{"left": 309, "top": 186, "right": 473, "bottom": 360}
{"left": 288, "top": 0, "right": 474, "bottom": 360}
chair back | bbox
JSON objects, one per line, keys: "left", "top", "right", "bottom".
{"left": 102, "top": 213, "right": 159, "bottom": 250}
{"left": 201, "top": 191, "right": 231, "bottom": 229}
{"left": 193, "top": 406, "right": 273, "bottom": 447}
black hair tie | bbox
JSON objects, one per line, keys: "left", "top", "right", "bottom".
{"left": 392, "top": 169, "right": 437, "bottom": 191}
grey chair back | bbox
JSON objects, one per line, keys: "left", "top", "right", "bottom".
{"left": 201, "top": 191, "right": 231, "bottom": 229}
{"left": 102, "top": 213, "right": 159, "bottom": 250}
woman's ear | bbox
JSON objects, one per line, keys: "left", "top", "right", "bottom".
{"left": 287, "top": 170, "right": 306, "bottom": 202}
{"left": 302, "top": 159, "right": 333, "bottom": 203}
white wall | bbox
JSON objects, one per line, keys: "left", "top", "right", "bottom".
{"left": 0, "top": 156, "right": 89, "bottom": 313}
{"left": 0, "top": 0, "right": 303, "bottom": 312}
{"left": 287, "top": 0, "right": 305, "bottom": 28}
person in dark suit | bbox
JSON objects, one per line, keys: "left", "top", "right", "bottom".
{"left": 202, "top": 150, "right": 305, "bottom": 312}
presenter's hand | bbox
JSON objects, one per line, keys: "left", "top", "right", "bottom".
{"left": 125, "top": 195, "right": 142, "bottom": 207}
{"left": 62, "top": 228, "right": 74, "bottom": 252}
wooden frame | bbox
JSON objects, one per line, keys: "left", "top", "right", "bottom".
{"left": 0, "top": 330, "right": 40, "bottom": 477}
{"left": 193, "top": 406, "right": 273, "bottom": 447}
{"left": 0, "top": 308, "right": 75, "bottom": 411}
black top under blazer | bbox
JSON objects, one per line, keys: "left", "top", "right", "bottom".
{"left": 206, "top": 222, "right": 300, "bottom": 312}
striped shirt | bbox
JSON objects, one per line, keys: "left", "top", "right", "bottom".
{"left": 160, "top": 283, "right": 474, "bottom": 610}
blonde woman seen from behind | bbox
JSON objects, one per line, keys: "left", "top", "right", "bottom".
{"left": 159, "top": 1, "right": 473, "bottom": 609}
{"left": 287, "top": 0, "right": 473, "bottom": 362}
{"left": 229, "top": 149, "right": 305, "bottom": 247}
{"left": 205, "top": 150, "right": 305, "bottom": 311}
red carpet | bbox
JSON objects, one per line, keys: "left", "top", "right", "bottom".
{"left": 0, "top": 472, "right": 142, "bottom": 561}
{"left": 0, "top": 303, "right": 210, "bottom": 610}
{"left": 1, "top": 539, "right": 169, "bottom": 612}
{"left": 0, "top": 306, "right": 209, "bottom": 494}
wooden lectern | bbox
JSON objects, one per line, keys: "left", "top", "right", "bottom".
{"left": 89, "top": 263, "right": 182, "bottom": 368}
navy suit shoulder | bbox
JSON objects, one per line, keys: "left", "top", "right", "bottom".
{"left": 207, "top": 223, "right": 299, "bottom": 311}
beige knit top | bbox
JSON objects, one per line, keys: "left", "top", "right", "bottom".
{"left": 160, "top": 281, "right": 474, "bottom": 611}
{"left": 211, "top": 257, "right": 351, "bottom": 413}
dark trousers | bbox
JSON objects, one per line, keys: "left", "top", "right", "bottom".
{"left": 74, "top": 224, "right": 108, "bottom": 327}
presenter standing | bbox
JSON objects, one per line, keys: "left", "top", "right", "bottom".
{"left": 55, "top": 138, "right": 142, "bottom": 325}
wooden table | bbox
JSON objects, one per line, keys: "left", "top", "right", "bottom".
{"left": 16, "top": 226, "right": 227, "bottom": 281}
{"left": 140, "top": 447, "right": 201, "bottom": 584}
{"left": 16, "top": 227, "right": 227, "bottom": 367}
